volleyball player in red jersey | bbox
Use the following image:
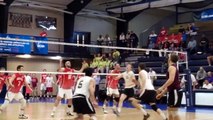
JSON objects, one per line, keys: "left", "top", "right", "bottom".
{"left": 51, "top": 59, "right": 87, "bottom": 117}
{"left": 40, "top": 69, "right": 47, "bottom": 99}
{"left": 0, "top": 65, "right": 32, "bottom": 119}
{"left": 103, "top": 63, "right": 120, "bottom": 114}
{"left": 0, "top": 67, "right": 7, "bottom": 93}
{"left": 156, "top": 53, "right": 183, "bottom": 120}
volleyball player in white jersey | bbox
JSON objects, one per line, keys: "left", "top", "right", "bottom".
{"left": 137, "top": 63, "right": 167, "bottom": 120}
{"left": 73, "top": 68, "right": 98, "bottom": 120}
{"left": 114, "top": 63, "right": 149, "bottom": 120}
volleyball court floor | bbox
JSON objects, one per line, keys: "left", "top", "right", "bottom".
{"left": 0, "top": 99, "right": 213, "bottom": 120}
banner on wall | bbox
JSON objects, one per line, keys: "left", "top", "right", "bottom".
{"left": 194, "top": 9, "right": 213, "bottom": 21}
{"left": 0, "top": 34, "right": 48, "bottom": 54}
{"left": 0, "top": 34, "right": 32, "bottom": 54}
{"left": 33, "top": 36, "right": 48, "bottom": 54}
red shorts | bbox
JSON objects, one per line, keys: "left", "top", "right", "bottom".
{"left": 46, "top": 87, "right": 53, "bottom": 92}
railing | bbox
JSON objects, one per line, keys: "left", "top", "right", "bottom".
{"left": 47, "top": 37, "right": 64, "bottom": 53}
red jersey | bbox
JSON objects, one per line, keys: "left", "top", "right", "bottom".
{"left": 107, "top": 70, "right": 120, "bottom": 89}
{"left": 41, "top": 74, "right": 47, "bottom": 83}
{"left": 0, "top": 74, "right": 6, "bottom": 90}
{"left": 9, "top": 73, "right": 25, "bottom": 93}
{"left": 60, "top": 68, "right": 75, "bottom": 89}
{"left": 31, "top": 77, "right": 38, "bottom": 88}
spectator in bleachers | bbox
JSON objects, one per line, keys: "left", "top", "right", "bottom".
{"left": 159, "top": 26, "right": 168, "bottom": 37}
{"left": 181, "top": 73, "right": 198, "bottom": 90}
{"left": 126, "top": 31, "right": 131, "bottom": 48}
{"left": 148, "top": 40, "right": 155, "bottom": 49}
{"left": 130, "top": 31, "right": 138, "bottom": 48}
{"left": 199, "top": 34, "right": 209, "bottom": 54}
{"left": 178, "top": 26, "right": 186, "bottom": 34}
{"left": 207, "top": 55, "right": 213, "bottom": 66}
{"left": 178, "top": 48, "right": 186, "bottom": 62}
{"left": 196, "top": 67, "right": 207, "bottom": 88}
{"left": 97, "top": 34, "right": 104, "bottom": 45}
{"left": 105, "top": 34, "right": 112, "bottom": 46}
{"left": 112, "top": 49, "right": 120, "bottom": 62}
{"left": 187, "top": 37, "right": 197, "bottom": 54}
{"left": 148, "top": 68, "right": 157, "bottom": 84}
{"left": 149, "top": 31, "right": 157, "bottom": 44}
{"left": 202, "top": 80, "right": 213, "bottom": 89}
{"left": 119, "top": 32, "right": 126, "bottom": 47}
{"left": 206, "top": 72, "right": 213, "bottom": 84}
{"left": 186, "top": 23, "right": 197, "bottom": 36}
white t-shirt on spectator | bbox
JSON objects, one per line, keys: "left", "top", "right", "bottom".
{"left": 25, "top": 75, "right": 32, "bottom": 84}
{"left": 202, "top": 84, "right": 213, "bottom": 89}
{"left": 181, "top": 74, "right": 197, "bottom": 83}
{"left": 46, "top": 76, "right": 54, "bottom": 88}
{"left": 119, "top": 35, "right": 125, "bottom": 40}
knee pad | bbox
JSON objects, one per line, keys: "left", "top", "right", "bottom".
{"left": 151, "top": 104, "right": 158, "bottom": 111}
{"left": 20, "top": 98, "right": 26, "bottom": 109}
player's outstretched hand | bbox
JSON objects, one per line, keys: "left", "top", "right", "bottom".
{"left": 92, "top": 101, "right": 99, "bottom": 108}
{"left": 156, "top": 92, "right": 164, "bottom": 100}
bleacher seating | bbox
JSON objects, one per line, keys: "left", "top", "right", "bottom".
{"left": 122, "top": 53, "right": 213, "bottom": 89}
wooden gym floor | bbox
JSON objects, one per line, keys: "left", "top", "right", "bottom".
{"left": 0, "top": 103, "right": 213, "bottom": 120}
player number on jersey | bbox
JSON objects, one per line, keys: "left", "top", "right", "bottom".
{"left": 18, "top": 81, "right": 21, "bottom": 86}
{"left": 78, "top": 80, "right": 83, "bottom": 88}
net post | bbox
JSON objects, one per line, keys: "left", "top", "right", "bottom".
{"left": 184, "top": 69, "right": 195, "bottom": 110}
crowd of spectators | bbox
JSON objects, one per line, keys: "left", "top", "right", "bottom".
{"left": 118, "top": 30, "right": 139, "bottom": 49}
{"left": 90, "top": 50, "right": 121, "bottom": 73}
{"left": 147, "top": 23, "right": 211, "bottom": 56}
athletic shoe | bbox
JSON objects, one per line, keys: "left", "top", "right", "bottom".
{"left": 113, "top": 109, "right": 120, "bottom": 117}
{"left": 66, "top": 112, "right": 74, "bottom": 116}
{"left": 143, "top": 113, "right": 150, "bottom": 120}
{"left": 103, "top": 109, "right": 108, "bottom": 114}
{"left": 19, "top": 114, "right": 28, "bottom": 119}
{"left": 50, "top": 112, "right": 54, "bottom": 117}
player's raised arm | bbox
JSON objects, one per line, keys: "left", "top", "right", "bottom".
{"left": 59, "top": 59, "right": 65, "bottom": 72}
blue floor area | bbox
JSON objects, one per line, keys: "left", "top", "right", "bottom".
{"left": 1, "top": 98, "right": 213, "bottom": 114}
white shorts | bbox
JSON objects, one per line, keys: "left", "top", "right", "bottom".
{"left": 40, "top": 83, "right": 46, "bottom": 91}
{"left": 58, "top": 88, "right": 73, "bottom": 99}
{"left": 5, "top": 91, "right": 24, "bottom": 102}
{"left": 106, "top": 88, "right": 119, "bottom": 96}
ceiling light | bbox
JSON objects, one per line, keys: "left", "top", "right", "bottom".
{"left": 16, "top": 54, "right": 32, "bottom": 58}
{"left": 50, "top": 56, "right": 62, "bottom": 60}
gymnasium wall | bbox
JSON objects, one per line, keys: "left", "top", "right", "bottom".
{"left": 129, "top": 9, "right": 174, "bottom": 36}
{"left": 74, "top": 15, "right": 116, "bottom": 43}
{"left": 7, "top": 7, "right": 64, "bottom": 38}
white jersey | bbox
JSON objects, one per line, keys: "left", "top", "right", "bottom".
{"left": 74, "top": 76, "right": 92, "bottom": 98}
{"left": 122, "top": 71, "right": 136, "bottom": 88}
{"left": 46, "top": 76, "right": 54, "bottom": 87}
{"left": 139, "top": 70, "right": 155, "bottom": 90}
